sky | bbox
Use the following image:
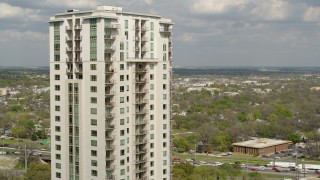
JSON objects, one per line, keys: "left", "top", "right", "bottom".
{"left": 1, "top": 0, "right": 320, "bottom": 67}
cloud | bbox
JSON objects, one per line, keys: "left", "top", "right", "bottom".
{"left": 304, "top": 7, "right": 320, "bottom": 22}
{"left": 144, "top": 0, "right": 154, "bottom": 5}
{"left": 251, "top": 0, "right": 289, "bottom": 21}
{"left": 191, "top": 0, "right": 250, "bottom": 14}
{"left": 0, "top": 30, "right": 48, "bottom": 43}
{"left": 0, "top": 3, "right": 41, "bottom": 21}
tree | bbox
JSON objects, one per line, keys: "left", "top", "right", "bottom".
{"left": 25, "top": 163, "right": 51, "bottom": 180}
{"left": 287, "top": 134, "right": 301, "bottom": 144}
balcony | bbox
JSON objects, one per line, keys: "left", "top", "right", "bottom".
{"left": 75, "top": 68, "right": 82, "bottom": 73}
{"left": 105, "top": 24, "right": 120, "bottom": 29}
{"left": 105, "top": 91, "right": 115, "bottom": 96}
{"left": 105, "top": 46, "right": 116, "bottom": 52}
{"left": 141, "top": 47, "right": 149, "bottom": 52}
{"left": 135, "top": 79, "right": 147, "bottom": 83}
{"left": 135, "top": 148, "right": 147, "bottom": 154}
{"left": 136, "top": 130, "right": 147, "bottom": 135}
{"left": 105, "top": 102, "right": 115, "bottom": 108}
{"left": 66, "top": 37, "right": 73, "bottom": 41}
{"left": 105, "top": 57, "right": 115, "bottom": 62}
{"left": 135, "top": 158, "right": 148, "bottom": 164}
{"left": 105, "top": 80, "right": 115, "bottom": 85}
{"left": 169, "top": 47, "right": 173, "bottom": 53}
{"left": 65, "top": 26, "right": 72, "bottom": 31}
{"left": 66, "top": 68, "right": 73, "bottom": 73}
{"left": 133, "top": 26, "right": 140, "bottom": 30}
{"left": 106, "top": 124, "right": 115, "bottom": 130}
{"left": 74, "top": 47, "right": 82, "bottom": 52}
{"left": 135, "top": 177, "right": 147, "bottom": 180}
{"left": 169, "top": 37, "right": 173, "bottom": 43}
{"left": 135, "top": 167, "right": 147, "bottom": 173}
{"left": 66, "top": 58, "right": 73, "bottom": 62}
{"left": 74, "top": 25, "right": 82, "bottom": 30}
{"left": 135, "top": 68, "right": 147, "bottom": 73}
{"left": 135, "top": 89, "right": 148, "bottom": 94}
{"left": 141, "top": 26, "right": 148, "bottom": 31}
{"left": 105, "top": 68, "right": 115, "bottom": 74}
{"left": 66, "top": 47, "right": 73, "bottom": 52}
{"left": 169, "top": 57, "right": 173, "bottom": 61}
{"left": 105, "top": 145, "right": 115, "bottom": 151}
{"left": 141, "top": 37, "right": 148, "bottom": 42}
{"left": 75, "top": 58, "right": 82, "bottom": 63}
{"left": 106, "top": 135, "right": 115, "bottom": 140}
{"left": 133, "top": 36, "right": 140, "bottom": 41}
{"left": 159, "top": 27, "right": 173, "bottom": 33}
{"left": 74, "top": 36, "right": 82, "bottom": 41}
{"left": 107, "top": 175, "right": 116, "bottom": 180}
{"left": 105, "top": 113, "right": 115, "bottom": 119}
{"left": 104, "top": 35, "right": 116, "bottom": 40}
{"left": 135, "top": 140, "right": 148, "bottom": 145}
{"left": 135, "top": 99, "right": 148, "bottom": 104}
{"left": 134, "top": 47, "right": 140, "bottom": 52}
{"left": 135, "top": 120, "right": 147, "bottom": 125}
{"left": 135, "top": 110, "right": 148, "bottom": 115}
{"left": 106, "top": 155, "right": 115, "bottom": 161}
{"left": 106, "top": 165, "right": 115, "bottom": 171}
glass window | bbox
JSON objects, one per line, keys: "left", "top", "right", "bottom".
{"left": 120, "top": 119, "right": 125, "bottom": 125}
{"left": 91, "top": 160, "right": 97, "bottom": 166}
{"left": 120, "top": 97, "right": 124, "bottom": 103}
{"left": 91, "top": 108, "right": 97, "bottom": 115}
{"left": 120, "top": 108, "right": 125, "bottom": 114}
{"left": 91, "top": 119, "right": 97, "bottom": 126}
{"left": 125, "top": 20, "right": 128, "bottom": 29}
{"left": 150, "top": 84, "right": 154, "bottom": 90}
{"left": 90, "top": 75, "right": 97, "bottom": 81}
{"left": 91, "top": 97, "right": 97, "bottom": 104}
{"left": 163, "top": 94, "right": 167, "bottom": 100}
{"left": 91, "top": 140, "right": 97, "bottom": 146}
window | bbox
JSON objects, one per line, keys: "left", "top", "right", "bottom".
{"left": 120, "top": 75, "right": 124, "bottom": 81}
{"left": 55, "top": 126, "right": 61, "bottom": 132}
{"left": 121, "top": 169, "right": 125, "bottom": 175}
{"left": 91, "top": 97, "right": 97, "bottom": 104}
{"left": 55, "top": 116, "right": 60, "bottom": 122}
{"left": 55, "top": 95, "right": 60, "bottom": 101}
{"left": 150, "top": 104, "right": 154, "bottom": 110}
{"left": 150, "top": 32, "right": 154, "bottom": 41}
{"left": 120, "top": 130, "right": 125, "bottom": 136}
{"left": 91, "top": 108, "right": 97, "bottom": 115}
{"left": 163, "top": 94, "right": 167, "bottom": 100}
{"left": 120, "top": 108, "right": 125, "bottom": 114}
{"left": 55, "top": 135, "right": 61, "bottom": 141}
{"left": 149, "top": 64, "right": 154, "bottom": 70}
{"left": 150, "top": 125, "right": 154, "bottom": 130}
{"left": 163, "top": 104, "right": 167, "bottom": 110}
{"left": 90, "top": 75, "right": 97, "bottom": 81}
{"left": 126, "top": 75, "right": 129, "bottom": 80}
{"left": 120, "top": 64, "right": 124, "bottom": 70}
{"left": 56, "top": 144, "right": 61, "bottom": 150}
{"left": 163, "top": 133, "right": 167, "bottom": 139}
{"left": 163, "top": 142, "right": 167, "bottom": 147}
{"left": 56, "top": 172, "right": 61, "bottom": 178}
{"left": 163, "top": 74, "right": 167, "bottom": 80}
{"left": 163, "top": 124, "right": 167, "bottom": 129}
{"left": 150, "top": 161, "right": 154, "bottom": 167}
{"left": 150, "top": 42, "right": 154, "bottom": 51}
{"left": 90, "top": 64, "right": 97, "bottom": 70}
{"left": 120, "top": 86, "right": 125, "bottom": 92}
{"left": 91, "top": 150, "right": 97, "bottom": 156}
{"left": 54, "top": 64, "right": 60, "bottom": 70}
{"left": 120, "top": 119, "right": 125, "bottom": 125}
{"left": 56, "top": 163, "right": 61, "bottom": 169}
{"left": 55, "top": 85, "right": 60, "bottom": 91}
{"left": 163, "top": 64, "right": 167, "bottom": 70}
{"left": 150, "top": 143, "right": 154, "bottom": 148}
{"left": 163, "top": 53, "right": 167, "bottom": 61}
{"left": 55, "top": 106, "right": 60, "bottom": 112}
{"left": 120, "top": 139, "right": 125, "bottom": 146}
{"left": 91, "top": 170, "right": 97, "bottom": 176}
{"left": 150, "top": 134, "right": 154, "bottom": 139}
{"left": 150, "top": 74, "right": 154, "bottom": 80}
{"left": 125, "top": 20, "right": 128, "bottom": 29}
{"left": 163, "top": 160, "right": 167, "bottom": 165}
{"left": 150, "top": 84, "right": 154, "bottom": 90}
{"left": 56, "top": 154, "right": 61, "bottom": 160}
{"left": 150, "top": 115, "right": 154, "bottom": 120}
{"left": 55, "top": 75, "right": 60, "bottom": 80}
{"left": 120, "top": 159, "right": 125, "bottom": 165}
{"left": 91, "top": 160, "right": 97, "bottom": 166}
{"left": 163, "top": 44, "right": 167, "bottom": 51}
{"left": 150, "top": 22, "right": 154, "bottom": 31}
{"left": 150, "top": 94, "right": 154, "bottom": 100}
{"left": 90, "top": 86, "right": 97, "bottom": 92}
{"left": 91, "top": 140, "right": 97, "bottom": 146}
{"left": 151, "top": 170, "right": 154, "bottom": 176}
{"left": 120, "top": 42, "right": 124, "bottom": 50}
{"left": 163, "top": 169, "right": 167, "bottom": 175}
{"left": 163, "top": 114, "right": 167, "bottom": 120}
{"left": 91, "top": 130, "right": 97, "bottom": 137}
{"left": 163, "top": 84, "right": 167, "bottom": 90}
{"left": 120, "top": 149, "right": 125, "bottom": 155}
{"left": 120, "top": 52, "right": 124, "bottom": 61}
{"left": 120, "top": 97, "right": 124, "bottom": 103}
{"left": 91, "top": 119, "right": 97, "bottom": 126}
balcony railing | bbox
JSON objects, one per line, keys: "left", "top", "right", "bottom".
{"left": 159, "top": 27, "right": 173, "bottom": 33}
{"left": 105, "top": 57, "right": 115, "bottom": 62}
{"left": 66, "top": 69, "right": 72, "bottom": 73}
{"left": 105, "top": 135, "right": 115, "bottom": 140}
{"left": 106, "top": 165, "right": 115, "bottom": 171}
{"left": 75, "top": 68, "right": 82, "bottom": 73}
{"left": 66, "top": 58, "right": 73, "bottom": 62}
{"left": 65, "top": 26, "right": 72, "bottom": 31}
{"left": 105, "top": 80, "right": 115, "bottom": 85}
{"left": 105, "top": 24, "right": 120, "bottom": 29}
{"left": 135, "top": 140, "right": 148, "bottom": 145}
{"left": 135, "top": 79, "right": 147, "bottom": 83}
{"left": 74, "top": 47, "right": 82, "bottom": 52}
{"left": 135, "top": 89, "right": 148, "bottom": 93}
{"left": 66, "top": 47, "right": 73, "bottom": 52}
{"left": 105, "top": 103, "right": 115, "bottom": 107}
{"left": 75, "top": 58, "right": 82, "bottom": 62}
{"left": 141, "top": 26, "right": 148, "bottom": 31}
{"left": 105, "top": 69, "right": 115, "bottom": 74}
{"left": 135, "top": 148, "right": 147, "bottom": 154}
{"left": 141, "top": 47, "right": 149, "bottom": 52}
{"left": 74, "top": 25, "right": 82, "bottom": 30}
{"left": 104, "top": 35, "right": 116, "bottom": 40}
{"left": 134, "top": 47, "right": 140, "bottom": 52}
{"left": 106, "top": 155, "right": 115, "bottom": 161}
{"left": 135, "top": 99, "right": 148, "bottom": 104}
{"left": 105, "top": 145, "right": 115, "bottom": 151}
{"left": 66, "top": 37, "right": 73, "bottom": 41}
{"left": 105, "top": 46, "right": 116, "bottom": 52}
{"left": 105, "top": 113, "right": 115, "bottom": 119}
{"left": 135, "top": 110, "right": 148, "bottom": 115}
{"left": 135, "top": 120, "right": 147, "bottom": 125}
{"left": 133, "top": 36, "right": 140, "bottom": 41}
{"left": 74, "top": 36, "right": 82, "bottom": 41}
{"left": 136, "top": 130, "right": 147, "bottom": 135}
{"left": 135, "top": 167, "right": 147, "bottom": 173}
{"left": 105, "top": 91, "right": 115, "bottom": 96}
{"left": 106, "top": 124, "right": 115, "bottom": 130}
{"left": 135, "top": 158, "right": 148, "bottom": 164}
{"left": 141, "top": 37, "right": 149, "bottom": 42}
{"left": 133, "top": 26, "right": 140, "bottom": 30}
{"left": 135, "top": 68, "right": 147, "bottom": 73}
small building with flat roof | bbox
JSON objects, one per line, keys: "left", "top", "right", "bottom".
{"left": 232, "top": 138, "right": 291, "bottom": 155}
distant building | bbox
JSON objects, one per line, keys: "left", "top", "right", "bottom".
{"left": 196, "top": 142, "right": 213, "bottom": 154}
{"left": 232, "top": 138, "right": 291, "bottom": 155}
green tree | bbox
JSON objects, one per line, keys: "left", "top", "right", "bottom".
{"left": 287, "top": 134, "right": 301, "bottom": 144}
{"left": 25, "top": 163, "right": 51, "bottom": 180}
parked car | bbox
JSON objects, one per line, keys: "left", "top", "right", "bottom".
{"left": 250, "top": 167, "right": 258, "bottom": 171}
{"left": 258, "top": 166, "right": 265, "bottom": 170}
{"left": 315, "top": 170, "right": 320, "bottom": 174}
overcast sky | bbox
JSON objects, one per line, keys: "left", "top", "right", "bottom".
{"left": 1, "top": 0, "right": 320, "bottom": 67}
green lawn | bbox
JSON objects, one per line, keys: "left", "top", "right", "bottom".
{"left": 0, "top": 138, "right": 49, "bottom": 150}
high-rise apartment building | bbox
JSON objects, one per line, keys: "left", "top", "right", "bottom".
{"left": 49, "top": 5, "right": 173, "bottom": 180}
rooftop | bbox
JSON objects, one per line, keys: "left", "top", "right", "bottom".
{"left": 232, "top": 138, "right": 291, "bottom": 149}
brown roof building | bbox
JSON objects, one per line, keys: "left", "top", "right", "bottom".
{"left": 232, "top": 138, "right": 291, "bottom": 155}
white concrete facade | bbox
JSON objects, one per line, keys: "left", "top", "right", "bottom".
{"left": 49, "top": 6, "right": 173, "bottom": 180}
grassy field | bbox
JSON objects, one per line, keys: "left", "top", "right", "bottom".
{"left": 0, "top": 138, "right": 50, "bottom": 150}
